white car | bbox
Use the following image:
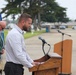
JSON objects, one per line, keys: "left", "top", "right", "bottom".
{"left": 59, "top": 26, "right": 66, "bottom": 29}
{"left": 51, "top": 26, "right": 56, "bottom": 29}
{"left": 72, "top": 26, "right": 76, "bottom": 30}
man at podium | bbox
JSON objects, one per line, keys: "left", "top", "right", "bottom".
{"left": 4, "top": 13, "right": 40, "bottom": 75}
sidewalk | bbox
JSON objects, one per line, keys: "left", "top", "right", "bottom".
{"left": 2, "top": 29, "right": 76, "bottom": 75}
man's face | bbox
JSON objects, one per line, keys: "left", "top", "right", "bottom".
{"left": 23, "top": 18, "right": 32, "bottom": 31}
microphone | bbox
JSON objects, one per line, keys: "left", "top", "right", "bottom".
{"left": 38, "top": 37, "right": 50, "bottom": 46}
{"left": 57, "top": 30, "right": 62, "bottom": 33}
{"left": 38, "top": 37, "right": 46, "bottom": 43}
{"left": 57, "top": 30, "right": 71, "bottom": 37}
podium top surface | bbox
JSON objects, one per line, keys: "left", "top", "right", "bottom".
{"left": 50, "top": 53, "right": 61, "bottom": 58}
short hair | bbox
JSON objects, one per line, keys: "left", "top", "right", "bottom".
{"left": 18, "top": 13, "right": 32, "bottom": 22}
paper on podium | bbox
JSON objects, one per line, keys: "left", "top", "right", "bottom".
{"left": 50, "top": 53, "right": 61, "bottom": 58}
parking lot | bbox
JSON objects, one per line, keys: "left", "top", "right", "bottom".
{"left": 2, "top": 28, "right": 76, "bottom": 75}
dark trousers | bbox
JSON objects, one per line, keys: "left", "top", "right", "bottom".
{"left": 4, "top": 62, "right": 24, "bottom": 75}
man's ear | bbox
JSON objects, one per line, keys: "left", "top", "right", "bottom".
{"left": 21, "top": 19, "right": 25, "bottom": 25}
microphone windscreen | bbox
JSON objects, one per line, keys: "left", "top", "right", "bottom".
{"left": 38, "top": 37, "right": 41, "bottom": 39}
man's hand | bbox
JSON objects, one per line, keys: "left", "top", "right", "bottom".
{"left": 32, "top": 62, "right": 40, "bottom": 66}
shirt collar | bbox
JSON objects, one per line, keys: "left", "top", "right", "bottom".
{"left": 15, "top": 25, "right": 24, "bottom": 34}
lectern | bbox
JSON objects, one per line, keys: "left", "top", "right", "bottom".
{"left": 54, "top": 39, "right": 72, "bottom": 75}
{"left": 29, "top": 53, "right": 61, "bottom": 75}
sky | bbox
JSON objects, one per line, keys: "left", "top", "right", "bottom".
{"left": 56, "top": 0, "right": 76, "bottom": 20}
{"left": 0, "top": 0, "right": 76, "bottom": 20}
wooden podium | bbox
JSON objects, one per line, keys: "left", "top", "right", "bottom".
{"left": 54, "top": 39, "right": 72, "bottom": 75}
{"left": 29, "top": 53, "right": 61, "bottom": 75}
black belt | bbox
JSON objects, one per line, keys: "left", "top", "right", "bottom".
{"left": 6, "top": 62, "right": 23, "bottom": 67}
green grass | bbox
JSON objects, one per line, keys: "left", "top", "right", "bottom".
{"left": 4, "top": 29, "right": 8, "bottom": 38}
{"left": 4, "top": 29, "right": 45, "bottom": 39}
{"left": 24, "top": 30, "right": 45, "bottom": 39}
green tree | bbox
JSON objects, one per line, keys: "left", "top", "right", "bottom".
{"left": 1, "top": 0, "right": 69, "bottom": 30}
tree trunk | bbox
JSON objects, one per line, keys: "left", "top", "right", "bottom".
{"left": 38, "top": 12, "right": 41, "bottom": 30}
{"left": 33, "top": 15, "right": 37, "bottom": 30}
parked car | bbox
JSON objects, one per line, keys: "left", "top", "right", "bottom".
{"left": 51, "top": 26, "right": 56, "bottom": 29}
{"left": 59, "top": 25, "right": 66, "bottom": 29}
{"left": 72, "top": 26, "right": 76, "bottom": 30}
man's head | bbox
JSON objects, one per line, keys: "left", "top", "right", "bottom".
{"left": 0, "top": 21, "right": 6, "bottom": 31}
{"left": 18, "top": 13, "right": 32, "bottom": 31}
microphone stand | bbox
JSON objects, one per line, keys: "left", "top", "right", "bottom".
{"left": 42, "top": 42, "right": 46, "bottom": 55}
{"left": 58, "top": 30, "right": 71, "bottom": 74}
{"left": 42, "top": 41, "right": 51, "bottom": 55}
{"left": 60, "top": 33, "right": 64, "bottom": 75}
